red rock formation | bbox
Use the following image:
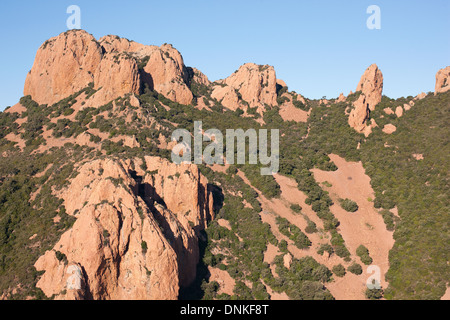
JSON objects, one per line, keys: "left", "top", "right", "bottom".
{"left": 99, "top": 35, "right": 145, "bottom": 54}
{"left": 99, "top": 35, "right": 194, "bottom": 105}
{"left": 142, "top": 44, "right": 193, "bottom": 105}
{"left": 24, "top": 30, "right": 195, "bottom": 107}
{"left": 211, "top": 85, "right": 240, "bottom": 110}
{"left": 337, "top": 93, "right": 346, "bottom": 103}
{"left": 188, "top": 67, "right": 211, "bottom": 87}
{"left": 435, "top": 66, "right": 450, "bottom": 94}
{"left": 24, "top": 30, "right": 103, "bottom": 106}
{"left": 348, "top": 64, "right": 383, "bottom": 134}
{"left": 223, "top": 63, "right": 278, "bottom": 113}
{"left": 34, "top": 156, "right": 214, "bottom": 300}
{"left": 91, "top": 52, "right": 141, "bottom": 106}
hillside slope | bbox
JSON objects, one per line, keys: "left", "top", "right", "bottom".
{"left": 0, "top": 30, "right": 448, "bottom": 300}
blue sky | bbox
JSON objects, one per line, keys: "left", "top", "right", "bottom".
{"left": 0, "top": 0, "right": 449, "bottom": 110}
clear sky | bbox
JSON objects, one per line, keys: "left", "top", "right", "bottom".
{"left": 0, "top": 0, "right": 449, "bottom": 110}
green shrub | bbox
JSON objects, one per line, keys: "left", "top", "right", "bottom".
{"left": 356, "top": 245, "right": 373, "bottom": 265}
{"left": 332, "top": 264, "right": 346, "bottom": 277}
{"left": 365, "top": 285, "right": 384, "bottom": 300}
{"left": 317, "top": 244, "right": 334, "bottom": 257}
{"left": 339, "top": 198, "right": 359, "bottom": 212}
{"left": 141, "top": 241, "right": 148, "bottom": 254}
{"left": 305, "top": 220, "right": 317, "bottom": 234}
{"left": 276, "top": 217, "right": 311, "bottom": 249}
{"left": 348, "top": 263, "right": 363, "bottom": 275}
{"left": 290, "top": 204, "right": 302, "bottom": 213}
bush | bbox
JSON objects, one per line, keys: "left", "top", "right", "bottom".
{"left": 276, "top": 217, "right": 311, "bottom": 249}
{"left": 365, "top": 286, "right": 384, "bottom": 300}
{"left": 290, "top": 204, "right": 302, "bottom": 213}
{"left": 278, "top": 239, "right": 288, "bottom": 253}
{"left": 305, "top": 220, "right": 317, "bottom": 234}
{"left": 348, "top": 263, "right": 363, "bottom": 275}
{"left": 356, "top": 245, "right": 373, "bottom": 265}
{"left": 141, "top": 241, "right": 148, "bottom": 254}
{"left": 332, "top": 264, "right": 346, "bottom": 277}
{"left": 339, "top": 198, "right": 359, "bottom": 212}
{"left": 317, "top": 244, "right": 333, "bottom": 257}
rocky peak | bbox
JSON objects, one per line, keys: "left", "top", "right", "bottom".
{"left": 99, "top": 35, "right": 194, "bottom": 105}
{"left": 99, "top": 35, "right": 144, "bottom": 54}
{"left": 348, "top": 64, "right": 384, "bottom": 134}
{"left": 24, "top": 30, "right": 103, "bottom": 106}
{"left": 24, "top": 30, "right": 195, "bottom": 108}
{"left": 435, "top": 66, "right": 450, "bottom": 94}
{"left": 356, "top": 63, "right": 384, "bottom": 111}
{"left": 92, "top": 52, "right": 141, "bottom": 106}
{"left": 141, "top": 44, "right": 193, "bottom": 105}
{"left": 223, "top": 63, "right": 278, "bottom": 112}
{"left": 187, "top": 67, "right": 211, "bottom": 87}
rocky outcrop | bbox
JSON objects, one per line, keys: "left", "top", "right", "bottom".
{"left": 91, "top": 53, "right": 141, "bottom": 106}
{"left": 142, "top": 44, "right": 193, "bottom": 105}
{"left": 24, "top": 30, "right": 195, "bottom": 107}
{"left": 395, "top": 106, "right": 404, "bottom": 118}
{"left": 435, "top": 66, "right": 450, "bottom": 94}
{"left": 276, "top": 79, "right": 287, "bottom": 88}
{"left": 355, "top": 64, "right": 384, "bottom": 109}
{"left": 187, "top": 67, "right": 211, "bottom": 87}
{"left": 382, "top": 124, "right": 397, "bottom": 134}
{"left": 223, "top": 63, "right": 278, "bottom": 113}
{"left": 337, "top": 93, "right": 346, "bottom": 103}
{"left": 99, "top": 35, "right": 145, "bottom": 54}
{"left": 34, "top": 156, "right": 214, "bottom": 300}
{"left": 100, "top": 35, "right": 194, "bottom": 105}
{"left": 24, "top": 30, "right": 103, "bottom": 106}
{"left": 348, "top": 64, "right": 383, "bottom": 134}
{"left": 211, "top": 85, "right": 240, "bottom": 110}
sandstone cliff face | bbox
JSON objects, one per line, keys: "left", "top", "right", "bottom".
{"left": 187, "top": 67, "right": 211, "bottom": 87}
{"left": 24, "top": 30, "right": 103, "bottom": 106}
{"left": 348, "top": 64, "right": 383, "bottom": 134}
{"left": 34, "top": 156, "right": 214, "bottom": 300}
{"left": 99, "top": 35, "right": 194, "bottom": 105}
{"left": 142, "top": 44, "right": 193, "bottom": 105}
{"left": 24, "top": 31, "right": 195, "bottom": 107}
{"left": 221, "top": 63, "right": 278, "bottom": 113}
{"left": 211, "top": 85, "right": 240, "bottom": 110}
{"left": 91, "top": 53, "right": 141, "bottom": 106}
{"left": 435, "top": 66, "right": 450, "bottom": 94}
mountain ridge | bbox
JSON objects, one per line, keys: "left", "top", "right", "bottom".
{"left": 0, "top": 29, "right": 448, "bottom": 300}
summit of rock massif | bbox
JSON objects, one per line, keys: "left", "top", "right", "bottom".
{"left": 348, "top": 64, "right": 384, "bottom": 134}
{"left": 24, "top": 30, "right": 193, "bottom": 108}
{"left": 24, "top": 30, "right": 104, "bottom": 106}
{"left": 209, "top": 63, "right": 279, "bottom": 114}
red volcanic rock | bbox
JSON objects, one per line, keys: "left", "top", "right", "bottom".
{"left": 34, "top": 156, "right": 214, "bottom": 300}
{"left": 348, "top": 64, "right": 383, "bottom": 134}
{"left": 435, "top": 66, "right": 450, "bottom": 94}
{"left": 24, "top": 30, "right": 103, "bottom": 106}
